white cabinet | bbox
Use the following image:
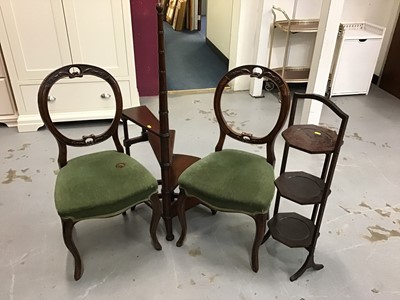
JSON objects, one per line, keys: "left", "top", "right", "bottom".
{"left": 62, "top": 0, "right": 129, "bottom": 77}
{"left": 331, "top": 22, "right": 385, "bottom": 96}
{"left": 0, "top": 47, "right": 17, "bottom": 127}
{"left": 0, "top": 0, "right": 140, "bottom": 132}
{"left": 0, "top": 0, "right": 71, "bottom": 81}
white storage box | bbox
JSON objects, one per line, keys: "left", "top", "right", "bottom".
{"left": 330, "top": 22, "right": 385, "bottom": 96}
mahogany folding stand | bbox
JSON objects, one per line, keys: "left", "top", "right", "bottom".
{"left": 263, "top": 92, "right": 349, "bottom": 281}
{"left": 121, "top": 3, "right": 199, "bottom": 241}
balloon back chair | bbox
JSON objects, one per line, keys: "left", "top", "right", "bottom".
{"left": 37, "top": 64, "right": 162, "bottom": 280}
{"left": 175, "top": 65, "right": 291, "bottom": 272}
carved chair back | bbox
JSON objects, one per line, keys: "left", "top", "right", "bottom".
{"left": 37, "top": 64, "right": 124, "bottom": 168}
{"left": 213, "top": 65, "right": 291, "bottom": 166}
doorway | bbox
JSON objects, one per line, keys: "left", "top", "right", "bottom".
{"left": 163, "top": 0, "right": 229, "bottom": 91}
{"left": 379, "top": 12, "right": 400, "bottom": 99}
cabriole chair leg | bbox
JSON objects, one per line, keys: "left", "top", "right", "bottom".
{"left": 251, "top": 213, "right": 267, "bottom": 273}
{"left": 61, "top": 218, "right": 82, "bottom": 281}
{"left": 149, "top": 194, "right": 162, "bottom": 251}
{"left": 176, "top": 191, "right": 188, "bottom": 247}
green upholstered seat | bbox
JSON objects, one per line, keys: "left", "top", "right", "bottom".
{"left": 178, "top": 149, "right": 275, "bottom": 215}
{"left": 55, "top": 150, "right": 158, "bottom": 220}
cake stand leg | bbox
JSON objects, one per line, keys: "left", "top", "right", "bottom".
{"left": 290, "top": 252, "right": 323, "bottom": 281}
{"left": 261, "top": 230, "right": 271, "bottom": 245}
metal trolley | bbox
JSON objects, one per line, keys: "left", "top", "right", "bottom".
{"left": 267, "top": 5, "right": 319, "bottom": 89}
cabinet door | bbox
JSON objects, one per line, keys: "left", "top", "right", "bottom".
{"left": 332, "top": 38, "right": 382, "bottom": 95}
{"left": 63, "top": 0, "right": 129, "bottom": 77}
{"left": 0, "top": 78, "right": 14, "bottom": 115}
{"left": 0, "top": 0, "right": 72, "bottom": 80}
{"left": 0, "top": 49, "right": 15, "bottom": 115}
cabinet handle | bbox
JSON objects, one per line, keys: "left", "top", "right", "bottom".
{"left": 101, "top": 93, "right": 111, "bottom": 99}
{"left": 48, "top": 96, "right": 56, "bottom": 102}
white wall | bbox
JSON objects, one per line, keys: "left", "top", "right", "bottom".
{"left": 206, "top": 0, "right": 233, "bottom": 58}
{"left": 207, "top": 0, "right": 266, "bottom": 91}
{"left": 229, "top": 0, "right": 261, "bottom": 68}
{"left": 201, "top": 0, "right": 207, "bottom": 16}
{"left": 229, "top": 0, "right": 266, "bottom": 90}
{"left": 274, "top": 0, "right": 321, "bottom": 19}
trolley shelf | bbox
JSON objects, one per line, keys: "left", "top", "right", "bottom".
{"left": 275, "top": 19, "right": 319, "bottom": 33}
{"left": 272, "top": 67, "right": 310, "bottom": 83}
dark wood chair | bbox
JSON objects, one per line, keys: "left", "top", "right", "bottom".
{"left": 37, "top": 64, "right": 162, "bottom": 281}
{"left": 175, "top": 65, "right": 291, "bottom": 272}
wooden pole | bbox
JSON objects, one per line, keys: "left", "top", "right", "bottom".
{"left": 156, "top": 2, "right": 174, "bottom": 241}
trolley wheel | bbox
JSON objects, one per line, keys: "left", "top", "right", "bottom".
{"left": 264, "top": 80, "right": 275, "bottom": 92}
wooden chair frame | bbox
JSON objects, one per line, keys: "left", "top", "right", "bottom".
{"left": 38, "top": 64, "right": 162, "bottom": 280}
{"left": 175, "top": 65, "right": 291, "bottom": 272}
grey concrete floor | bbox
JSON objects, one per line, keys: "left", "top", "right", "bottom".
{"left": 1, "top": 85, "right": 399, "bottom": 299}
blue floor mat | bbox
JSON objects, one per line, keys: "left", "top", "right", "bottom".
{"left": 164, "top": 22, "right": 228, "bottom": 91}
